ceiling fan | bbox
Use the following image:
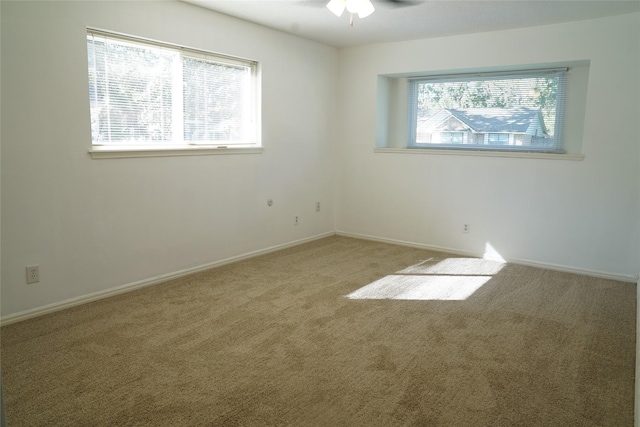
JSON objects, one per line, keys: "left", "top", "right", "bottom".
{"left": 326, "top": 0, "right": 418, "bottom": 26}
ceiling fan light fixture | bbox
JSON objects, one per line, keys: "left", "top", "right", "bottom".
{"left": 327, "top": 0, "right": 346, "bottom": 17}
{"left": 353, "top": 0, "right": 375, "bottom": 18}
{"left": 327, "top": 0, "right": 375, "bottom": 20}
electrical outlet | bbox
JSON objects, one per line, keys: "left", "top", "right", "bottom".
{"left": 26, "top": 265, "right": 40, "bottom": 284}
{"left": 316, "top": 202, "right": 320, "bottom": 213}
{"left": 463, "top": 224, "right": 470, "bottom": 233}
{"left": 295, "top": 215, "right": 299, "bottom": 225}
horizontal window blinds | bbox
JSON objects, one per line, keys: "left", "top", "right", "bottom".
{"left": 87, "top": 30, "right": 256, "bottom": 146}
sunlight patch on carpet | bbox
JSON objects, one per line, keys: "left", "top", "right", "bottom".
{"left": 397, "top": 257, "right": 504, "bottom": 276}
{"left": 346, "top": 256, "right": 505, "bottom": 301}
{"left": 346, "top": 275, "right": 491, "bottom": 300}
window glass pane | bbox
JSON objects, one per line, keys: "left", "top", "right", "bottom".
{"left": 488, "top": 133, "right": 509, "bottom": 145}
{"left": 410, "top": 71, "right": 565, "bottom": 152}
{"left": 88, "top": 36, "right": 175, "bottom": 143}
{"left": 182, "top": 57, "right": 250, "bottom": 143}
{"left": 441, "top": 132, "right": 463, "bottom": 143}
{"left": 86, "top": 30, "right": 258, "bottom": 148}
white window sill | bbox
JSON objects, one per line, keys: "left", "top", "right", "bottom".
{"left": 374, "top": 148, "right": 584, "bottom": 161}
{"left": 89, "top": 145, "right": 264, "bottom": 159}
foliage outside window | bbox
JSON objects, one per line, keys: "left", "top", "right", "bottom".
{"left": 407, "top": 69, "right": 566, "bottom": 153}
{"left": 87, "top": 30, "right": 259, "bottom": 149}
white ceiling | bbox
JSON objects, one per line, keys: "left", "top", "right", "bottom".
{"left": 183, "top": 0, "right": 640, "bottom": 48}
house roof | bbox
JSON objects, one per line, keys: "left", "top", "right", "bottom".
{"left": 418, "top": 108, "right": 546, "bottom": 134}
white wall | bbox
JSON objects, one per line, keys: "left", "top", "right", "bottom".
{"left": 2, "top": 3, "right": 639, "bottom": 321}
{"left": 1, "top": 1, "right": 338, "bottom": 317}
{"left": 336, "top": 13, "right": 640, "bottom": 279}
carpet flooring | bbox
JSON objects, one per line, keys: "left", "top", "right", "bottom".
{"left": 1, "top": 236, "right": 636, "bottom": 426}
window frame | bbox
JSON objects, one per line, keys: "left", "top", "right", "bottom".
{"left": 406, "top": 68, "right": 567, "bottom": 154}
{"left": 86, "top": 28, "right": 261, "bottom": 159}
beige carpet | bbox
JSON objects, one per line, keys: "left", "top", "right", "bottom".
{"left": 1, "top": 236, "right": 636, "bottom": 426}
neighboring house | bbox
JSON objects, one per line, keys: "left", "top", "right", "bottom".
{"left": 416, "top": 108, "right": 550, "bottom": 146}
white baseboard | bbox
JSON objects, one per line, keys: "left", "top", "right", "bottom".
{"left": 336, "top": 231, "right": 639, "bottom": 283}
{"left": 0, "top": 232, "right": 335, "bottom": 326}
{"left": 3, "top": 230, "right": 636, "bottom": 326}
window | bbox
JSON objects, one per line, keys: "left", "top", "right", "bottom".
{"left": 407, "top": 69, "right": 566, "bottom": 153}
{"left": 87, "top": 29, "right": 260, "bottom": 155}
{"left": 441, "top": 132, "right": 464, "bottom": 144}
{"left": 487, "top": 133, "right": 509, "bottom": 145}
